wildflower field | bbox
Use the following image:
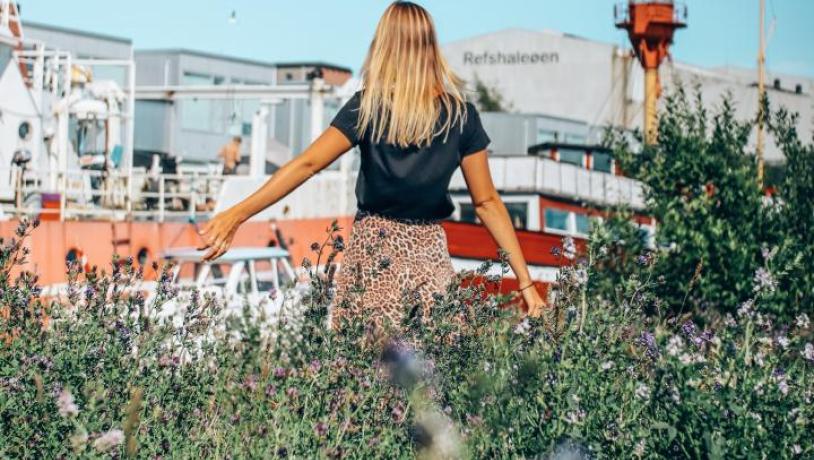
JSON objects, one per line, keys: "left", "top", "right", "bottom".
{"left": 1, "top": 90, "right": 813, "bottom": 459}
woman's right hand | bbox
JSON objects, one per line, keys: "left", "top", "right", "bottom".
{"left": 198, "top": 207, "right": 247, "bottom": 261}
{"left": 521, "top": 284, "right": 546, "bottom": 318}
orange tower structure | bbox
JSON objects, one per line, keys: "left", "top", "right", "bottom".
{"left": 615, "top": 1, "right": 686, "bottom": 144}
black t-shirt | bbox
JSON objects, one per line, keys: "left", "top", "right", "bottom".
{"left": 330, "top": 91, "right": 491, "bottom": 220}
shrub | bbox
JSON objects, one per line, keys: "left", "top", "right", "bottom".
{"left": 1, "top": 219, "right": 812, "bottom": 458}
{"left": 608, "top": 86, "right": 814, "bottom": 320}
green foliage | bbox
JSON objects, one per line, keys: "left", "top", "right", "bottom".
{"left": 2, "top": 220, "right": 813, "bottom": 458}
{"left": 472, "top": 74, "right": 510, "bottom": 113}
{"left": 607, "top": 86, "right": 813, "bottom": 319}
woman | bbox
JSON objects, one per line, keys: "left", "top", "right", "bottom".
{"left": 198, "top": 1, "right": 545, "bottom": 330}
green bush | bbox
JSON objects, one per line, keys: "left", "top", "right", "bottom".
{"left": 608, "top": 86, "right": 814, "bottom": 320}
{"left": 1, "top": 219, "right": 812, "bottom": 458}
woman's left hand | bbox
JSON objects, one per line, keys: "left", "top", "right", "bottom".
{"left": 521, "top": 284, "right": 546, "bottom": 318}
{"left": 197, "top": 208, "right": 246, "bottom": 261}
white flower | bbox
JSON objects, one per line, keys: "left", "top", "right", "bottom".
{"left": 564, "top": 409, "right": 585, "bottom": 424}
{"left": 563, "top": 236, "right": 576, "bottom": 260}
{"left": 92, "top": 429, "right": 124, "bottom": 453}
{"left": 483, "top": 361, "right": 492, "bottom": 372}
{"left": 776, "top": 335, "right": 790, "bottom": 350}
{"left": 778, "top": 379, "right": 789, "bottom": 396}
{"left": 600, "top": 361, "right": 614, "bottom": 371}
{"left": 573, "top": 268, "right": 588, "bottom": 285}
{"left": 737, "top": 300, "right": 754, "bottom": 318}
{"left": 754, "top": 351, "right": 766, "bottom": 367}
{"left": 803, "top": 343, "right": 814, "bottom": 362}
{"left": 669, "top": 386, "right": 681, "bottom": 404}
{"left": 56, "top": 388, "right": 79, "bottom": 418}
{"left": 724, "top": 314, "right": 737, "bottom": 328}
{"left": 796, "top": 313, "right": 810, "bottom": 329}
{"left": 792, "top": 444, "right": 802, "bottom": 455}
{"left": 679, "top": 353, "right": 692, "bottom": 365}
{"left": 513, "top": 318, "right": 531, "bottom": 336}
{"left": 753, "top": 267, "right": 776, "bottom": 293}
{"left": 666, "top": 336, "right": 684, "bottom": 357}
{"left": 633, "top": 439, "right": 646, "bottom": 457}
{"left": 635, "top": 383, "right": 650, "bottom": 400}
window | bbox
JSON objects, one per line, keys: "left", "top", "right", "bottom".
{"left": 457, "top": 201, "right": 528, "bottom": 229}
{"left": 564, "top": 133, "right": 586, "bottom": 145}
{"left": 505, "top": 202, "right": 528, "bottom": 230}
{"left": 544, "top": 208, "right": 570, "bottom": 232}
{"left": 593, "top": 152, "right": 613, "bottom": 173}
{"left": 536, "top": 128, "right": 558, "bottom": 144}
{"left": 459, "top": 203, "right": 478, "bottom": 224}
{"left": 575, "top": 213, "right": 591, "bottom": 235}
{"left": 558, "top": 148, "right": 584, "bottom": 166}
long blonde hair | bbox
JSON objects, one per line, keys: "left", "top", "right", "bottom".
{"left": 357, "top": 1, "right": 467, "bottom": 148}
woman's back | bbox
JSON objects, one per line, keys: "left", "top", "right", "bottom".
{"left": 331, "top": 91, "right": 490, "bottom": 220}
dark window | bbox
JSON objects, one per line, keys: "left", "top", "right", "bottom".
{"left": 505, "top": 202, "right": 528, "bottom": 230}
{"left": 558, "top": 148, "right": 584, "bottom": 166}
{"left": 459, "top": 203, "right": 478, "bottom": 224}
{"left": 544, "top": 208, "right": 569, "bottom": 232}
{"left": 592, "top": 152, "right": 613, "bottom": 173}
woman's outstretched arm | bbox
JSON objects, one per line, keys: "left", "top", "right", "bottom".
{"left": 460, "top": 150, "right": 545, "bottom": 316}
{"left": 198, "top": 127, "right": 354, "bottom": 261}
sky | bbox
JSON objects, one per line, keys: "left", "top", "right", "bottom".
{"left": 18, "top": 0, "right": 814, "bottom": 77}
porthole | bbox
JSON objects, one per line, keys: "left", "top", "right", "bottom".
{"left": 18, "top": 121, "right": 32, "bottom": 141}
{"left": 136, "top": 247, "right": 150, "bottom": 266}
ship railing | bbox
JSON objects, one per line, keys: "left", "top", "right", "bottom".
{"left": 449, "top": 156, "right": 645, "bottom": 209}
{"left": 0, "top": 167, "right": 225, "bottom": 222}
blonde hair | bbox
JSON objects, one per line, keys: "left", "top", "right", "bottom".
{"left": 357, "top": 1, "right": 467, "bottom": 148}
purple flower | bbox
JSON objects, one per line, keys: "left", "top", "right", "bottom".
{"left": 285, "top": 387, "right": 299, "bottom": 399}
{"left": 636, "top": 331, "right": 659, "bottom": 360}
{"left": 308, "top": 359, "right": 322, "bottom": 374}
{"left": 243, "top": 375, "right": 258, "bottom": 392}
{"left": 313, "top": 422, "right": 328, "bottom": 437}
{"left": 681, "top": 320, "right": 697, "bottom": 338}
{"left": 274, "top": 367, "right": 287, "bottom": 379}
{"left": 265, "top": 384, "right": 277, "bottom": 397}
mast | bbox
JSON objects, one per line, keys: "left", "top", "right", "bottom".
{"left": 756, "top": 0, "right": 766, "bottom": 187}
{"left": 615, "top": 1, "right": 687, "bottom": 145}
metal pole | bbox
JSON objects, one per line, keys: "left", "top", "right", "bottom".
{"left": 756, "top": 0, "right": 766, "bottom": 187}
{"left": 644, "top": 68, "right": 658, "bottom": 145}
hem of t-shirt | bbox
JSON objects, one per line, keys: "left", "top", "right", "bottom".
{"left": 329, "top": 120, "right": 358, "bottom": 146}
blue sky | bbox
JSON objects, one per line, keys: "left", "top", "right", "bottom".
{"left": 19, "top": 0, "right": 814, "bottom": 77}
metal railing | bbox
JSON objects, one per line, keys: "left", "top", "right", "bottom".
{"left": 0, "top": 167, "right": 225, "bottom": 222}
{"left": 449, "top": 156, "right": 645, "bottom": 209}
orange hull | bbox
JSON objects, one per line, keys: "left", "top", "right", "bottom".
{"left": 1, "top": 217, "right": 353, "bottom": 284}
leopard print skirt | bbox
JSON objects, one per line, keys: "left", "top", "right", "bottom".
{"left": 330, "top": 211, "right": 455, "bottom": 332}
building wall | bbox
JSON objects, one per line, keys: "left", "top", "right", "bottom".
{"left": 442, "top": 28, "right": 814, "bottom": 163}
{"left": 442, "top": 28, "right": 632, "bottom": 130}
{"left": 23, "top": 22, "right": 132, "bottom": 59}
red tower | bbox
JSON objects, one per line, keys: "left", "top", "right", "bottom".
{"left": 615, "top": 1, "right": 687, "bottom": 143}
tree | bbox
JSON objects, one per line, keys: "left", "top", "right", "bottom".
{"left": 472, "top": 74, "right": 511, "bottom": 112}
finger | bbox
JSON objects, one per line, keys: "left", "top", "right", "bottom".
{"left": 198, "top": 222, "right": 212, "bottom": 236}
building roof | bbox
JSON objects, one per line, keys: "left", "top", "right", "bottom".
{"left": 274, "top": 61, "right": 353, "bottom": 74}
{"left": 23, "top": 21, "right": 132, "bottom": 44}
{"left": 136, "top": 48, "right": 352, "bottom": 74}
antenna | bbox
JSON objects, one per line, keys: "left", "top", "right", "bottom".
{"left": 756, "top": 0, "right": 766, "bottom": 187}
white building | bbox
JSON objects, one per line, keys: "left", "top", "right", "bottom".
{"left": 442, "top": 28, "right": 813, "bottom": 163}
